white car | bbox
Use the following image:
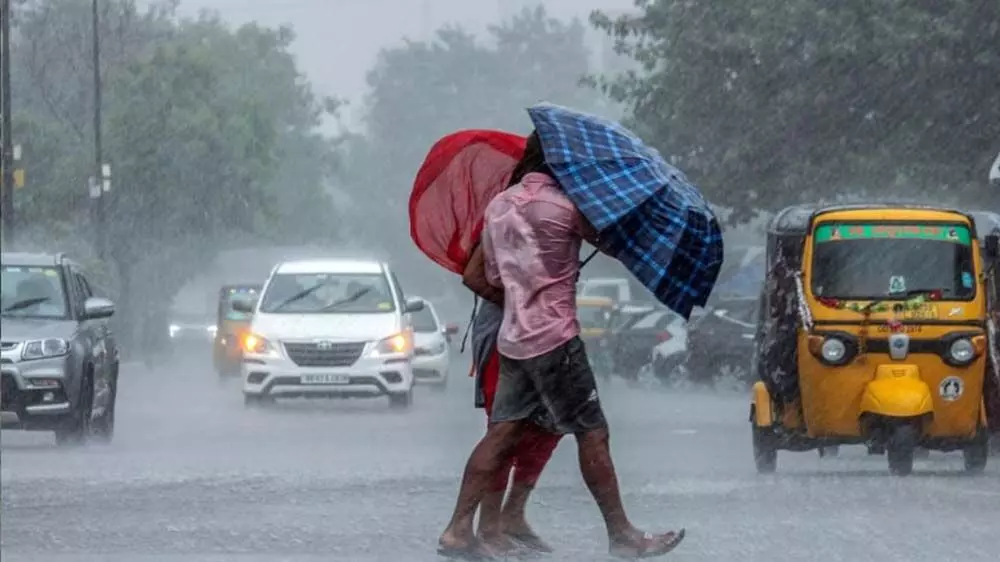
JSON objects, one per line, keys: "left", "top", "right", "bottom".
{"left": 235, "top": 259, "right": 423, "bottom": 410}
{"left": 409, "top": 298, "right": 457, "bottom": 390}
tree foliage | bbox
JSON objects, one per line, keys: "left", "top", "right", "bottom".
{"left": 343, "top": 6, "right": 603, "bottom": 293}
{"left": 593, "top": 0, "right": 1000, "bottom": 222}
{"left": 9, "top": 0, "right": 341, "bottom": 349}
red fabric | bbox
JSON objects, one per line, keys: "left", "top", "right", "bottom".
{"left": 410, "top": 130, "right": 527, "bottom": 274}
{"left": 481, "top": 348, "right": 562, "bottom": 492}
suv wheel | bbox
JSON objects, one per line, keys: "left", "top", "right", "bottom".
{"left": 389, "top": 389, "right": 413, "bottom": 410}
{"left": 92, "top": 365, "right": 118, "bottom": 444}
{"left": 56, "top": 375, "right": 94, "bottom": 447}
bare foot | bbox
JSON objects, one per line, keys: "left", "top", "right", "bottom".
{"left": 609, "top": 529, "right": 685, "bottom": 559}
{"left": 439, "top": 529, "right": 498, "bottom": 561}
{"left": 478, "top": 530, "right": 519, "bottom": 555}
{"left": 502, "top": 522, "right": 554, "bottom": 554}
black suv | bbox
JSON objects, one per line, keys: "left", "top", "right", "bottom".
{"left": 1, "top": 252, "right": 119, "bottom": 445}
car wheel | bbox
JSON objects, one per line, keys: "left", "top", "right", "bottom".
{"left": 389, "top": 389, "right": 413, "bottom": 410}
{"left": 817, "top": 445, "right": 839, "bottom": 458}
{"left": 244, "top": 394, "right": 275, "bottom": 409}
{"left": 56, "top": 374, "right": 94, "bottom": 447}
{"left": 92, "top": 366, "right": 118, "bottom": 444}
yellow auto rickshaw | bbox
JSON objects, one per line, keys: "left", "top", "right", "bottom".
{"left": 213, "top": 283, "right": 261, "bottom": 379}
{"left": 578, "top": 296, "right": 615, "bottom": 379}
{"left": 750, "top": 204, "right": 999, "bottom": 475}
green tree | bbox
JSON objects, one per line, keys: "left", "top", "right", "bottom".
{"left": 10, "top": 0, "right": 342, "bottom": 351}
{"left": 346, "top": 6, "right": 602, "bottom": 291}
{"left": 593, "top": 0, "right": 999, "bottom": 223}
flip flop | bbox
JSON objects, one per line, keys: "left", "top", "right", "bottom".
{"left": 609, "top": 529, "right": 686, "bottom": 559}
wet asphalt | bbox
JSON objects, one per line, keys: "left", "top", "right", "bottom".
{"left": 2, "top": 351, "right": 998, "bottom": 562}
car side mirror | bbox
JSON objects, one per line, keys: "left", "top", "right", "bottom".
{"left": 231, "top": 297, "right": 256, "bottom": 314}
{"left": 404, "top": 298, "right": 425, "bottom": 313}
{"left": 442, "top": 323, "right": 459, "bottom": 336}
{"left": 986, "top": 234, "right": 999, "bottom": 259}
{"left": 83, "top": 297, "right": 115, "bottom": 319}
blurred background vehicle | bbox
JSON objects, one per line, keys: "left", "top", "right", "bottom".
{"left": 606, "top": 302, "right": 686, "bottom": 384}
{"left": 213, "top": 284, "right": 262, "bottom": 380}
{"left": 409, "top": 297, "right": 456, "bottom": 390}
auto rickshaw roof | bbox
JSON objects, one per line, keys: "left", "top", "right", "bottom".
{"left": 768, "top": 203, "right": 977, "bottom": 236}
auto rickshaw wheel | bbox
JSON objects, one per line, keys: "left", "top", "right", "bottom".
{"left": 818, "top": 446, "right": 839, "bottom": 458}
{"left": 886, "top": 423, "right": 919, "bottom": 476}
{"left": 752, "top": 423, "right": 777, "bottom": 474}
{"left": 963, "top": 430, "right": 989, "bottom": 474}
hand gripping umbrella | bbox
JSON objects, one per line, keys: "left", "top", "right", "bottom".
{"left": 527, "top": 102, "right": 725, "bottom": 319}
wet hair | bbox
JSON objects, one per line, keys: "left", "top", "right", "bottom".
{"left": 507, "top": 130, "right": 552, "bottom": 187}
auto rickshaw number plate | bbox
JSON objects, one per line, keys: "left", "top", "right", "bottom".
{"left": 899, "top": 304, "right": 937, "bottom": 320}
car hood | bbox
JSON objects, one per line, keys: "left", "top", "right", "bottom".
{"left": 0, "top": 317, "right": 78, "bottom": 342}
{"left": 250, "top": 311, "right": 402, "bottom": 342}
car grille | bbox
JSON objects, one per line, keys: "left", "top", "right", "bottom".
{"left": 283, "top": 342, "right": 366, "bottom": 367}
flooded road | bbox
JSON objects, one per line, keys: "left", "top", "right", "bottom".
{"left": 3, "top": 354, "right": 998, "bottom": 561}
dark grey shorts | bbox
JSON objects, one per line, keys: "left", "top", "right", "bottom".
{"left": 490, "top": 336, "right": 608, "bottom": 434}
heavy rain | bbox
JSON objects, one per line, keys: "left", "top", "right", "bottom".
{"left": 1, "top": 1, "right": 998, "bottom": 561}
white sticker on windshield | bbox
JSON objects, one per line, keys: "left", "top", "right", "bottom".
{"left": 888, "top": 276, "right": 906, "bottom": 295}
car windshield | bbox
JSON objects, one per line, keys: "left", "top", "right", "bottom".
{"left": 222, "top": 288, "right": 259, "bottom": 321}
{"left": 578, "top": 305, "right": 611, "bottom": 328}
{"left": 258, "top": 273, "right": 395, "bottom": 314}
{"left": 0, "top": 265, "right": 70, "bottom": 319}
{"left": 811, "top": 223, "right": 976, "bottom": 301}
{"left": 410, "top": 305, "right": 438, "bottom": 333}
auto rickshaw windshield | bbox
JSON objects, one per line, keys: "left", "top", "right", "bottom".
{"left": 811, "top": 222, "right": 977, "bottom": 301}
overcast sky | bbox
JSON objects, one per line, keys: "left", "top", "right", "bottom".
{"left": 177, "top": 0, "right": 635, "bottom": 125}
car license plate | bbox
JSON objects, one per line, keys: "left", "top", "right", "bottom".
{"left": 902, "top": 304, "right": 938, "bottom": 320}
{"left": 300, "top": 374, "right": 350, "bottom": 385}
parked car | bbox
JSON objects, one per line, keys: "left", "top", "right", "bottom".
{"left": 684, "top": 303, "right": 757, "bottom": 387}
{"left": 409, "top": 297, "right": 457, "bottom": 390}
{"left": 236, "top": 259, "right": 423, "bottom": 410}
{"left": 607, "top": 303, "right": 687, "bottom": 383}
{"left": 1, "top": 252, "right": 119, "bottom": 445}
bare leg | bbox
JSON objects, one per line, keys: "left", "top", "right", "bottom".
{"left": 499, "top": 428, "right": 561, "bottom": 552}
{"left": 477, "top": 461, "right": 517, "bottom": 552}
{"left": 439, "top": 421, "right": 524, "bottom": 554}
{"left": 576, "top": 428, "right": 684, "bottom": 556}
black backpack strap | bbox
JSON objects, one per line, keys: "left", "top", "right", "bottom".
{"left": 459, "top": 294, "right": 478, "bottom": 353}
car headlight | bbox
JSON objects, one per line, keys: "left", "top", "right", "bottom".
{"left": 169, "top": 324, "right": 180, "bottom": 338}
{"left": 821, "top": 338, "right": 847, "bottom": 364}
{"left": 22, "top": 338, "right": 69, "bottom": 360}
{"left": 207, "top": 325, "right": 218, "bottom": 336}
{"left": 242, "top": 333, "right": 278, "bottom": 356}
{"left": 947, "top": 338, "right": 975, "bottom": 365}
{"left": 368, "top": 332, "right": 412, "bottom": 358}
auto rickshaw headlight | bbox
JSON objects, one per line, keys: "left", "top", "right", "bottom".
{"left": 821, "top": 338, "right": 847, "bottom": 364}
{"left": 947, "top": 338, "right": 975, "bottom": 365}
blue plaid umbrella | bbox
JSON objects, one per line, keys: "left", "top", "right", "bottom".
{"left": 527, "top": 103, "right": 724, "bottom": 319}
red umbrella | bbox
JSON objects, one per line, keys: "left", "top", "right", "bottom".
{"left": 409, "top": 129, "right": 526, "bottom": 274}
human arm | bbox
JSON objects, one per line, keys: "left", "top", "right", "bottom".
{"left": 462, "top": 243, "right": 504, "bottom": 306}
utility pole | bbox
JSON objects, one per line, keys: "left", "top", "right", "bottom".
{"left": 90, "top": 0, "right": 106, "bottom": 258}
{"left": 1, "top": 0, "right": 15, "bottom": 249}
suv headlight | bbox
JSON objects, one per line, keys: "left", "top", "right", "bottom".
{"left": 22, "top": 338, "right": 69, "bottom": 361}
{"left": 242, "top": 333, "right": 278, "bottom": 357}
{"left": 946, "top": 338, "right": 975, "bottom": 366}
{"left": 368, "top": 332, "right": 412, "bottom": 358}
{"left": 821, "top": 338, "right": 847, "bottom": 363}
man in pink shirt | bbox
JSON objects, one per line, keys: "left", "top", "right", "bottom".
{"left": 438, "top": 132, "right": 685, "bottom": 560}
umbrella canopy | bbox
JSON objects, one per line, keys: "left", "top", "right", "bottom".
{"left": 409, "top": 130, "right": 526, "bottom": 274}
{"left": 527, "top": 103, "right": 724, "bottom": 319}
